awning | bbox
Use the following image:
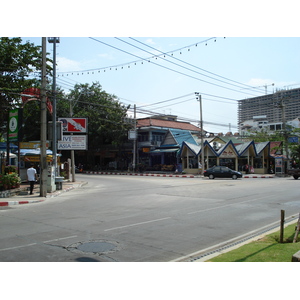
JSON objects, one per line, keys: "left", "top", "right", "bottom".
{"left": 150, "top": 148, "right": 179, "bottom": 153}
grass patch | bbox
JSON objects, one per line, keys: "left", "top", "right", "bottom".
{"left": 207, "top": 222, "right": 300, "bottom": 262}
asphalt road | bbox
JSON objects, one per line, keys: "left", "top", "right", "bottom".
{"left": 0, "top": 174, "right": 299, "bottom": 262}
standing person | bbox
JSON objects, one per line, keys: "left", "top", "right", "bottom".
{"left": 27, "top": 164, "right": 37, "bottom": 195}
{"left": 198, "top": 161, "right": 202, "bottom": 175}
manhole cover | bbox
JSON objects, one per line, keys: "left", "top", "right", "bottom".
{"left": 67, "top": 240, "right": 120, "bottom": 255}
{"left": 77, "top": 242, "right": 116, "bottom": 253}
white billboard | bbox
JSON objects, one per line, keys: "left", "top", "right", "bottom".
{"left": 58, "top": 135, "right": 87, "bottom": 150}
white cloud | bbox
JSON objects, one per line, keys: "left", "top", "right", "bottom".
{"left": 97, "top": 53, "right": 114, "bottom": 60}
{"left": 145, "top": 38, "right": 155, "bottom": 45}
{"left": 57, "top": 56, "right": 82, "bottom": 72}
{"left": 247, "top": 78, "right": 274, "bottom": 87}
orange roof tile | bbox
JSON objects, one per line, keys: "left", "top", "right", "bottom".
{"left": 137, "top": 118, "right": 201, "bottom": 132}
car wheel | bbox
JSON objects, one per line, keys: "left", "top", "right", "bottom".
{"left": 232, "top": 174, "right": 237, "bottom": 180}
{"left": 209, "top": 174, "right": 214, "bottom": 179}
{"left": 293, "top": 175, "right": 299, "bottom": 180}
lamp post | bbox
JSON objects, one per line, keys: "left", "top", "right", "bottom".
{"left": 48, "top": 37, "right": 60, "bottom": 178}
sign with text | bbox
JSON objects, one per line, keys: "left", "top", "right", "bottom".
{"left": 58, "top": 118, "right": 87, "bottom": 133}
{"left": 58, "top": 135, "right": 87, "bottom": 150}
{"left": 9, "top": 108, "right": 23, "bottom": 142}
{"left": 20, "top": 142, "right": 49, "bottom": 149}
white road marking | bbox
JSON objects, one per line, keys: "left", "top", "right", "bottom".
{"left": 187, "top": 195, "right": 273, "bottom": 215}
{"left": 104, "top": 217, "right": 171, "bottom": 232}
{"left": 43, "top": 235, "right": 78, "bottom": 243}
{"left": 0, "top": 235, "right": 78, "bottom": 252}
{"left": 0, "top": 243, "right": 37, "bottom": 251}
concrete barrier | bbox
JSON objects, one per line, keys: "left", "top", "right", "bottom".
{"left": 292, "top": 250, "right": 300, "bottom": 262}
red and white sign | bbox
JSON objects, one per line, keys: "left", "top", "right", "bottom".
{"left": 58, "top": 118, "right": 87, "bottom": 133}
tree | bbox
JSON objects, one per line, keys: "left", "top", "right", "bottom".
{"left": 0, "top": 37, "right": 52, "bottom": 139}
{"left": 57, "top": 82, "right": 131, "bottom": 167}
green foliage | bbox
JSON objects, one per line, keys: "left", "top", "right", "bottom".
{"left": 58, "top": 82, "right": 131, "bottom": 150}
{"left": 4, "top": 165, "right": 17, "bottom": 174}
{"left": 0, "top": 37, "right": 52, "bottom": 139}
{"left": 0, "top": 173, "right": 21, "bottom": 190}
{"left": 248, "top": 128, "right": 284, "bottom": 143}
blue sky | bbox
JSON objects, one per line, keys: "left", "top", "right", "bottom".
{"left": 5, "top": 2, "right": 300, "bottom": 133}
{"left": 22, "top": 36, "right": 299, "bottom": 134}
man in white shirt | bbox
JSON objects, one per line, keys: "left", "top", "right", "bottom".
{"left": 27, "top": 164, "right": 37, "bottom": 195}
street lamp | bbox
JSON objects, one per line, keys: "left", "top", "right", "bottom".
{"left": 48, "top": 37, "right": 60, "bottom": 178}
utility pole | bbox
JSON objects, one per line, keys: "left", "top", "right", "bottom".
{"left": 276, "top": 92, "right": 290, "bottom": 173}
{"left": 48, "top": 37, "right": 60, "bottom": 178}
{"left": 195, "top": 92, "right": 204, "bottom": 176}
{"left": 40, "top": 37, "right": 47, "bottom": 197}
{"left": 70, "top": 100, "right": 75, "bottom": 182}
{"left": 281, "top": 98, "right": 289, "bottom": 172}
{"left": 132, "top": 104, "right": 137, "bottom": 172}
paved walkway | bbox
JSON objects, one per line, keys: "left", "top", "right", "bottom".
{"left": 0, "top": 181, "right": 87, "bottom": 207}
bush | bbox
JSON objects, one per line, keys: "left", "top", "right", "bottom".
{"left": 4, "top": 165, "right": 17, "bottom": 174}
{"left": 0, "top": 173, "right": 21, "bottom": 190}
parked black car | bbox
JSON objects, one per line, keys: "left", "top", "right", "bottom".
{"left": 204, "top": 166, "right": 242, "bottom": 179}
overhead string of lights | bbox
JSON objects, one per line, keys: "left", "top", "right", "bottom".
{"left": 56, "top": 37, "right": 216, "bottom": 77}
{"left": 57, "top": 37, "right": 263, "bottom": 97}
{"left": 128, "top": 37, "right": 265, "bottom": 94}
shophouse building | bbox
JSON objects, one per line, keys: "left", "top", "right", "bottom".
{"left": 136, "top": 115, "right": 202, "bottom": 171}
{"left": 179, "top": 136, "right": 278, "bottom": 174}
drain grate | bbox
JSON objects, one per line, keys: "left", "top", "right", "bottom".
{"left": 67, "top": 240, "right": 120, "bottom": 256}
{"left": 77, "top": 242, "right": 116, "bottom": 253}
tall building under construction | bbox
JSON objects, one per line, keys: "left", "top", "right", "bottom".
{"left": 238, "top": 87, "right": 300, "bottom": 134}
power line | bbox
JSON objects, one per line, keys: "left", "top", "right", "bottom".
{"left": 128, "top": 37, "right": 265, "bottom": 94}
{"left": 91, "top": 37, "right": 259, "bottom": 97}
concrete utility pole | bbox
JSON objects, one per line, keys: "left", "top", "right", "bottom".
{"left": 70, "top": 101, "right": 75, "bottom": 182}
{"left": 48, "top": 37, "right": 60, "bottom": 177}
{"left": 275, "top": 92, "right": 290, "bottom": 172}
{"left": 195, "top": 92, "right": 204, "bottom": 176}
{"left": 40, "top": 37, "right": 48, "bottom": 197}
{"left": 132, "top": 104, "right": 137, "bottom": 172}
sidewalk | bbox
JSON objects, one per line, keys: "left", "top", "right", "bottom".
{"left": 0, "top": 181, "right": 87, "bottom": 207}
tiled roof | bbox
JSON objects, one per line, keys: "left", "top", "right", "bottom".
{"left": 270, "top": 141, "right": 282, "bottom": 154}
{"left": 137, "top": 118, "right": 201, "bottom": 132}
{"left": 169, "top": 129, "right": 197, "bottom": 146}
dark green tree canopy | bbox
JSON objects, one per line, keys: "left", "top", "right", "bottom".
{"left": 0, "top": 37, "right": 51, "bottom": 139}
{"left": 57, "top": 82, "right": 131, "bottom": 150}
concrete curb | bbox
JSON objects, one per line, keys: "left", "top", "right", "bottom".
{"left": 84, "top": 171, "right": 196, "bottom": 178}
{"left": 84, "top": 171, "right": 274, "bottom": 179}
{"left": 0, "top": 182, "right": 87, "bottom": 207}
{"left": 0, "top": 198, "right": 45, "bottom": 206}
